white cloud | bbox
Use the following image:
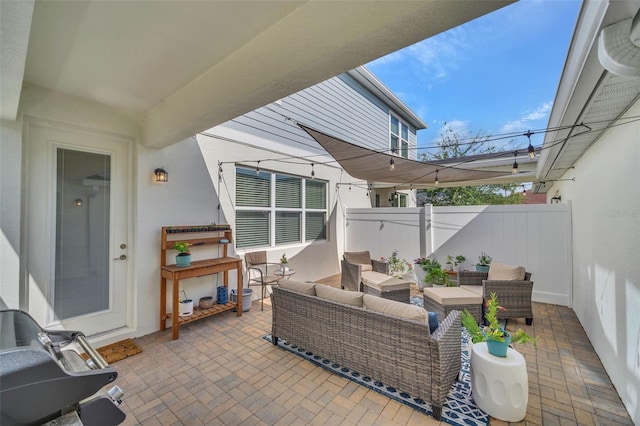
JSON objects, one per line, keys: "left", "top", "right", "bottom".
{"left": 500, "top": 102, "right": 553, "bottom": 133}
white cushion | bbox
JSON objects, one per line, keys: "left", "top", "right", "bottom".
{"left": 315, "top": 284, "right": 364, "bottom": 307}
{"left": 277, "top": 279, "right": 316, "bottom": 295}
{"left": 487, "top": 262, "right": 526, "bottom": 280}
{"left": 460, "top": 285, "right": 483, "bottom": 296}
{"left": 363, "top": 294, "right": 428, "bottom": 323}
{"left": 362, "top": 275, "right": 410, "bottom": 292}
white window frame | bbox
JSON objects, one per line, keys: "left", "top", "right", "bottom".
{"left": 390, "top": 114, "right": 410, "bottom": 159}
{"left": 235, "top": 167, "right": 327, "bottom": 249}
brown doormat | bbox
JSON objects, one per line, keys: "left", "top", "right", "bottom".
{"left": 81, "top": 338, "right": 143, "bottom": 364}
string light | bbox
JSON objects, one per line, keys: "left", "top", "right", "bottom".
{"left": 218, "top": 162, "right": 223, "bottom": 182}
{"left": 512, "top": 151, "right": 519, "bottom": 175}
{"left": 525, "top": 130, "right": 535, "bottom": 159}
{"left": 311, "top": 163, "right": 315, "bottom": 179}
{"left": 256, "top": 160, "right": 261, "bottom": 174}
{"left": 389, "top": 157, "right": 395, "bottom": 171}
{"left": 435, "top": 169, "right": 439, "bottom": 185}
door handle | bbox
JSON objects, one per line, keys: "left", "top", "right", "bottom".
{"left": 114, "top": 254, "right": 127, "bottom": 260}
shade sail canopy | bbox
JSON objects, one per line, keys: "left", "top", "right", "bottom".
{"left": 300, "top": 125, "right": 512, "bottom": 188}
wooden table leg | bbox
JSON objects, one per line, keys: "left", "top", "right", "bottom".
{"left": 172, "top": 278, "right": 179, "bottom": 340}
{"left": 160, "top": 277, "right": 167, "bottom": 331}
{"left": 236, "top": 262, "right": 243, "bottom": 316}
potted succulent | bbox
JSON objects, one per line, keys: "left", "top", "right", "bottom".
{"left": 461, "top": 292, "right": 536, "bottom": 357}
{"left": 476, "top": 252, "right": 492, "bottom": 272}
{"left": 446, "top": 254, "right": 466, "bottom": 271}
{"left": 173, "top": 242, "right": 191, "bottom": 267}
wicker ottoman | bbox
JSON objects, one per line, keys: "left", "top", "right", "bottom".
{"left": 362, "top": 274, "right": 411, "bottom": 303}
{"left": 423, "top": 287, "right": 483, "bottom": 323}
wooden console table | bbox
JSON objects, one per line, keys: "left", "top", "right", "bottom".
{"left": 160, "top": 225, "right": 243, "bottom": 340}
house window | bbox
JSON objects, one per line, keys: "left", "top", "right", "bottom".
{"left": 390, "top": 115, "right": 409, "bottom": 158}
{"left": 391, "top": 193, "right": 407, "bottom": 208}
{"left": 235, "top": 167, "right": 327, "bottom": 248}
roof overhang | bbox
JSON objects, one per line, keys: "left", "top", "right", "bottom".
{"left": 1, "top": 0, "right": 513, "bottom": 149}
{"left": 300, "top": 125, "right": 533, "bottom": 189}
{"left": 534, "top": 0, "right": 640, "bottom": 193}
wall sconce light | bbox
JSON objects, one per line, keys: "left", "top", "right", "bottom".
{"left": 551, "top": 195, "right": 562, "bottom": 204}
{"left": 154, "top": 167, "right": 168, "bottom": 183}
{"left": 74, "top": 198, "right": 83, "bottom": 207}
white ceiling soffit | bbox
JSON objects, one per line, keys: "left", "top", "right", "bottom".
{"left": 15, "top": 0, "right": 514, "bottom": 148}
{"left": 535, "top": 1, "right": 640, "bottom": 193}
{"left": 300, "top": 125, "right": 520, "bottom": 189}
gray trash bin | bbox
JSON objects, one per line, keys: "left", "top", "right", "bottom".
{"left": 230, "top": 288, "right": 253, "bottom": 312}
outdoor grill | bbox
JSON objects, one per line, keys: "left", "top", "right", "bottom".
{"left": 0, "top": 309, "right": 126, "bottom": 425}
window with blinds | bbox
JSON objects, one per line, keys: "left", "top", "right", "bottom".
{"left": 235, "top": 167, "right": 327, "bottom": 249}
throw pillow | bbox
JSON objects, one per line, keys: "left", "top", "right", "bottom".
{"left": 277, "top": 279, "right": 316, "bottom": 295}
{"left": 315, "top": 284, "right": 364, "bottom": 307}
{"left": 362, "top": 294, "right": 428, "bottom": 323}
{"left": 487, "top": 262, "right": 526, "bottom": 281}
{"left": 428, "top": 311, "right": 439, "bottom": 334}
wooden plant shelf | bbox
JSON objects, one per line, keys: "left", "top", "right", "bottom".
{"left": 164, "top": 302, "right": 238, "bottom": 325}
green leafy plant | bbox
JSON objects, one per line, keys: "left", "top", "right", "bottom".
{"left": 382, "top": 250, "right": 413, "bottom": 277}
{"left": 477, "top": 252, "right": 492, "bottom": 266}
{"left": 414, "top": 257, "right": 441, "bottom": 273}
{"left": 461, "top": 293, "right": 537, "bottom": 346}
{"left": 455, "top": 255, "right": 466, "bottom": 264}
{"left": 446, "top": 254, "right": 466, "bottom": 266}
{"left": 173, "top": 242, "right": 190, "bottom": 255}
{"left": 280, "top": 253, "right": 288, "bottom": 264}
{"left": 426, "top": 267, "right": 452, "bottom": 286}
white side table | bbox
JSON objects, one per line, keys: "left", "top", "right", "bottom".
{"left": 470, "top": 342, "right": 528, "bottom": 422}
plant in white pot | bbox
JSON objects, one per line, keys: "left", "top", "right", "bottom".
{"left": 173, "top": 242, "right": 191, "bottom": 267}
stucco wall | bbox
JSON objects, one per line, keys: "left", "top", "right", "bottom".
{"left": 549, "top": 99, "right": 640, "bottom": 423}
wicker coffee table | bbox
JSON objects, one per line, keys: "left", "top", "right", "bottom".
{"left": 362, "top": 275, "right": 411, "bottom": 303}
{"left": 423, "top": 286, "right": 482, "bottom": 322}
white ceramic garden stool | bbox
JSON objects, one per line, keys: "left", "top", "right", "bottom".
{"left": 470, "top": 342, "right": 528, "bottom": 422}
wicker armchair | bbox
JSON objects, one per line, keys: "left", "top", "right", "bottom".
{"left": 340, "top": 251, "right": 389, "bottom": 291}
{"left": 458, "top": 268, "right": 534, "bottom": 325}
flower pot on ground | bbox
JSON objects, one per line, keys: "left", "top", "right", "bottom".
{"left": 426, "top": 267, "right": 451, "bottom": 287}
{"left": 173, "top": 242, "right": 191, "bottom": 267}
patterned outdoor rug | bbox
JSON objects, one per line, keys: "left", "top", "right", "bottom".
{"left": 262, "top": 332, "right": 489, "bottom": 426}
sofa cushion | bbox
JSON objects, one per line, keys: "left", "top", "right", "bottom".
{"left": 277, "top": 279, "right": 316, "bottom": 295}
{"left": 344, "top": 251, "right": 373, "bottom": 271}
{"left": 316, "top": 284, "right": 364, "bottom": 307}
{"left": 363, "top": 294, "right": 427, "bottom": 323}
{"left": 488, "top": 262, "right": 526, "bottom": 281}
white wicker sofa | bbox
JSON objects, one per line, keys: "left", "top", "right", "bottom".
{"left": 270, "top": 280, "right": 462, "bottom": 421}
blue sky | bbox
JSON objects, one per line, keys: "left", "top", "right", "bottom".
{"left": 366, "top": 0, "right": 582, "bottom": 155}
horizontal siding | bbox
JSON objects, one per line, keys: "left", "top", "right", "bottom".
{"left": 218, "top": 72, "right": 419, "bottom": 156}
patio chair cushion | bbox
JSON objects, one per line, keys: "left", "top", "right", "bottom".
{"left": 344, "top": 251, "right": 373, "bottom": 271}
{"left": 316, "top": 284, "right": 364, "bottom": 307}
{"left": 363, "top": 294, "right": 428, "bottom": 323}
{"left": 361, "top": 272, "right": 409, "bottom": 289}
{"left": 423, "top": 287, "right": 482, "bottom": 306}
{"left": 488, "top": 262, "right": 526, "bottom": 281}
{"left": 460, "top": 285, "right": 483, "bottom": 296}
{"left": 277, "top": 279, "right": 316, "bottom": 295}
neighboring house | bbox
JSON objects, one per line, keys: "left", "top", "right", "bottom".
{"left": 196, "top": 66, "right": 426, "bottom": 280}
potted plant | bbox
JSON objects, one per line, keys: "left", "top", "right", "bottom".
{"left": 426, "top": 266, "right": 452, "bottom": 287}
{"left": 444, "top": 256, "right": 454, "bottom": 271}
{"left": 381, "top": 250, "right": 413, "bottom": 278}
{"left": 414, "top": 257, "right": 439, "bottom": 290}
{"left": 178, "top": 290, "right": 193, "bottom": 317}
{"left": 173, "top": 242, "right": 191, "bottom": 267}
{"left": 476, "top": 251, "right": 492, "bottom": 272}
{"left": 280, "top": 253, "right": 289, "bottom": 273}
{"left": 461, "top": 292, "right": 536, "bottom": 357}
{"left": 455, "top": 255, "right": 466, "bottom": 271}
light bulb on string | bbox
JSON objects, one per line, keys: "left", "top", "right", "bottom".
{"left": 311, "top": 163, "right": 315, "bottom": 179}
{"left": 512, "top": 151, "right": 518, "bottom": 175}
{"left": 526, "top": 130, "right": 535, "bottom": 159}
{"left": 389, "top": 158, "right": 395, "bottom": 171}
{"left": 256, "top": 160, "right": 261, "bottom": 174}
{"left": 435, "top": 169, "right": 439, "bottom": 185}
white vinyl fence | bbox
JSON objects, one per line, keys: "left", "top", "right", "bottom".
{"left": 345, "top": 204, "right": 572, "bottom": 307}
